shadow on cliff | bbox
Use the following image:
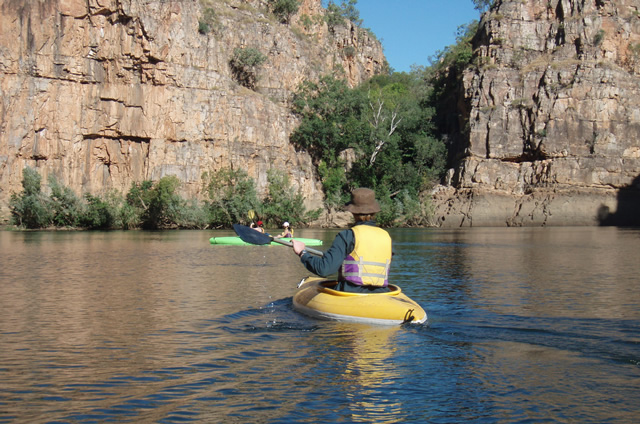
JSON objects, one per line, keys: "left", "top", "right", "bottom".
{"left": 597, "top": 174, "right": 640, "bottom": 226}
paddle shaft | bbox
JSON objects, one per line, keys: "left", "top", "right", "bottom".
{"left": 269, "top": 237, "right": 324, "bottom": 256}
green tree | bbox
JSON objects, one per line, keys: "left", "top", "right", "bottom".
{"left": 80, "top": 193, "right": 117, "bottom": 229}
{"left": 291, "top": 75, "right": 369, "bottom": 167}
{"left": 337, "top": 0, "right": 361, "bottom": 25}
{"left": 143, "top": 176, "right": 184, "bottom": 229}
{"left": 176, "top": 198, "right": 211, "bottom": 229}
{"left": 472, "top": 0, "right": 493, "bottom": 12}
{"left": 125, "top": 177, "right": 184, "bottom": 229}
{"left": 261, "top": 168, "right": 312, "bottom": 227}
{"left": 229, "top": 47, "right": 267, "bottom": 90}
{"left": 324, "top": 2, "right": 343, "bottom": 32}
{"left": 269, "top": 0, "right": 300, "bottom": 24}
{"left": 317, "top": 159, "right": 349, "bottom": 208}
{"left": 126, "top": 180, "right": 154, "bottom": 214}
{"left": 9, "top": 167, "right": 52, "bottom": 228}
{"left": 291, "top": 72, "right": 446, "bottom": 214}
{"left": 205, "top": 168, "right": 261, "bottom": 228}
{"left": 118, "top": 201, "right": 140, "bottom": 230}
{"left": 324, "top": 0, "right": 361, "bottom": 30}
{"left": 359, "top": 72, "right": 446, "bottom": 191}
{"left": 289, "top": 65, "right": 450, "bottom": 226}
{"left": 48, "top": 174, "right": 82, "bottom": 227}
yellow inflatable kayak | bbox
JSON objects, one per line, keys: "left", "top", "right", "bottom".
{"left": 293, "top": 277, "right": 427, "bottom": 325}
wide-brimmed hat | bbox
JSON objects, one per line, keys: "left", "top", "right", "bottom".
{"left": 344, "top": 188, "right": 380, "bottom": 214}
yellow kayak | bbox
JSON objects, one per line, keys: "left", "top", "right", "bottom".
{"left": 293, "top": 277, "right": 427, "bottom": 325}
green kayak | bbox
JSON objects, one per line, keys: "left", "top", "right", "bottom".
{"left": 209, "top": 236, "right": 323, "bottom": 246}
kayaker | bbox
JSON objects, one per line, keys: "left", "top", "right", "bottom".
{"left": 275, "top": 221, "right": 293, "bottom": 238}
{"left": 252, "top": 220, "right": 265, "bottom": 233}
{"left": 292, "top": 188, "right": 391, "bottom": 293}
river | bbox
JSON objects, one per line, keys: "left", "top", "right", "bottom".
{"left": 1, "top": 227, "right": 638, "bottom": 423}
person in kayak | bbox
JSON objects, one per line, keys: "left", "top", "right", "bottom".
{"left": 251, "top": 220, "right": 265, "bottom": 233}
{"left": 292, "top": 188, "right": 391, "bottom": 293}
{"left": 275, "top": 221, "right": 293, "bottom": 238}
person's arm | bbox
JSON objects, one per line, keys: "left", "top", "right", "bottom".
{"left": 292, "top": 230, "right": 354, "bottom": 277}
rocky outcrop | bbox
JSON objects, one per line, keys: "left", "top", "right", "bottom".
{"left": 0, "top": 0, "right": 385, "bottom": 222}
{"left": 433, "top": 0, "right": 640, "bottom": 226}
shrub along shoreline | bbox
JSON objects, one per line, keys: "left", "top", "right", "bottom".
{"left": 6, "top": 165, "right": 436, "bottom": 231}
{"left": 7, "top": 167, "right": 320, "bottom": 231}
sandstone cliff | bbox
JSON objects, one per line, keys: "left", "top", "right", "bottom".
{"left": 0, "top": 0, "right": 385, "bottom": 222}
{"left": 433, "top": 0, "right": 640, "bottom": 226}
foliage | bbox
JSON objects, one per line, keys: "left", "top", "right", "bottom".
{"left": 343, "top": 45, "right": 356, "bottom": 59}
{"left": 7, "top": 167, "right": 323, "bottom": 231}
{"left": 594, "top": 29, "right": 605, "bottom": 46}
{"left": 126, "top": 180, "right": 154, "bottom": 215}
{"left": 142, "top": 176, "right": 184, "bottom": 230}
{"left": 317, "top": 159, "right": 349, "bottom": 208}
{"left": 198, "top": 7, "right": 217, "bottom": 35}
{"left": 9, "top": 167, "right": 52, "bottom": 229}
{"left": 323, "top": 0, "right": 361, "bottom": 31}
{"left": 290, "top": 71, "right": 447, "bottom": 220}
{"left": 336, "top": 0, "right": 361, "bottom": 25}
{"left": 268, "top": 0, "right": 300, "bottom": 24}
{"left": 260, "top": 169, "right": 320, "bottom": 227}
{"left": 430, "top": 21, "right": 478, "bottom": 76}
{"left": 100, "top": 190, "right": 136, "bottom": 230}
{"left": 80, "top": 193, "right": 117, "bottom": 230}
{"left": 291, "top": 75, "right": 368, "bottom": 166}
{"left": 203, "top": 167, "right": 320, "bottom": 228}
{"left": 124, "top": 177, "right": 186, "bottom": 229}
{"left": 472, "top": 0, "right": 494, "bottom": 12}
{"left": 324, "top": 2, "right": 344, "bottom": 31}
{"left": 176, "top": 198, "right": 211, "bottom": 229}
{"left": 204, "top": 168, "right": 261, "bottom": 228}
{"left": 21, "top": 166, "right": 42, "bottom": 197}
{"left": 299, "top": 14, "right": 313, "bottom": 31}
{"left": 48, "top": 174, "right": 82, "bottom": 227}
{"left": 229, "top": 47, "right": 267, "bottom": 90}
{"left": 373, "top": 187, "right": 432, "bottom": 227}
{"left": 118, "top": 201, "right": 140, "bottom": 230}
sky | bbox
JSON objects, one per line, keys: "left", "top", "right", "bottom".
{"left": 356, "top": 0, "right": 482, "bottom": 72}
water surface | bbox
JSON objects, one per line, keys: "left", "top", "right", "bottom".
{"left": 1, "top": 227, "right": 638, "bottom": 423}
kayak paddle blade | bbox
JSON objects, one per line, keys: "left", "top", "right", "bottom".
{"left": 233, "top": 224, "right": 273, "bottom": 245}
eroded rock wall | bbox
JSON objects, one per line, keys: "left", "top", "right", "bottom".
{"left": 434, "top": 0, "right": 640, "bottom": 226}
{"left": 0, "top": 0, "right": 385, "bottom": 221}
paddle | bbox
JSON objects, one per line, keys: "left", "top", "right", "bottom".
{"left": 233, "top": 224, "right": 324, "bottom": 256}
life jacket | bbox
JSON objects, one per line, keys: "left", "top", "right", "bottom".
{"left": 339, "top": 225, "right": 391, "bottom": 287}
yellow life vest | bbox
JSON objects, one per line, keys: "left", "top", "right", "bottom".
{"left": 340, "top": 225, "right": 392, "bottom": 287}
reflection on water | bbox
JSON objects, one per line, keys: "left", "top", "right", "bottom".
{"left": 297, "top": 324, "right": 404, "bottom": 423}
{"left": 0, "top": 227, "right": 639, "bottom": 423}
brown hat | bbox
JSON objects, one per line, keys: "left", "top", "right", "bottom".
{"left": 344, "top": 188, "right": 380, "bottom": 214}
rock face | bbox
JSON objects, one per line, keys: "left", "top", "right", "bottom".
{"left": 433, "top": 0, "right": 640, "bottom": 226}
{"left": 0, "top": 0, "right": 385, "bottom": 222}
